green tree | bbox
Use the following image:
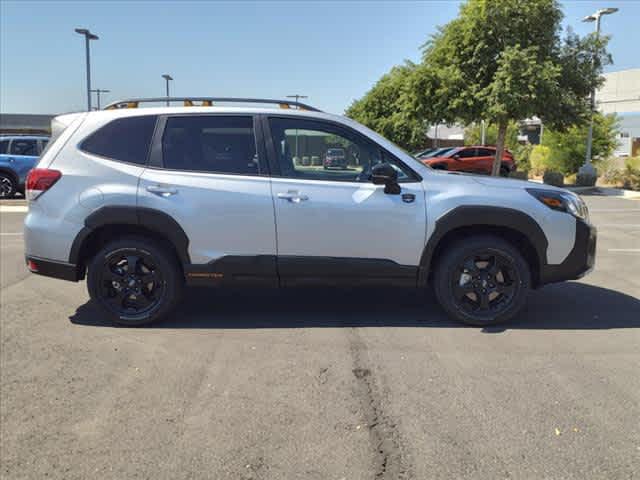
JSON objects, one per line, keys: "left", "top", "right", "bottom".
{"left": 464, "top": 121, "right": 520, "bottom": 149}
{"left": 542, "top": 112, "right": 619, "bottom": 174}
{"left": 407, "top": 0, "right": 610, "bottom": 175}
{"left": 345, "top": 63, "right": 426, "bottom": 151}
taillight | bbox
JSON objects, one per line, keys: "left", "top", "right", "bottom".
{"left": 26, "top": 168, "right": 61, "bottom": 201}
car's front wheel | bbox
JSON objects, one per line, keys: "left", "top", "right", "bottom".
{"left": 433, "top": 235, "right": 531, "bottom": 326}
{"left": 87, "top": 236, "right": 183, "bottom": 326}
{"left": 0, "top": 173, "right": 17, "bottom": 199}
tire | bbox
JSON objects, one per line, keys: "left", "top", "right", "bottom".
{"left": 0, "top": 173, "right": 17, "bottom": 199}
{"left": 433, "top": 235, "right": 531, "bottom": 326}
{"left": 500, "top": 166, "right": 510, "bottom": 177}
{"left": 87, "top": 236, "right": 183, "bottom": 326}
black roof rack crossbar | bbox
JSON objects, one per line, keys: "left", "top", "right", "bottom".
{"left": 103, "top": 97, "right": 322, "bottom": 112}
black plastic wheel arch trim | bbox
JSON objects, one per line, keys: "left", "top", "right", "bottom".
{"left": 69, "top": 206, "right": 191, "bottom": 266}
{"left": 418, "top": 206, "right": 548, "bottom": 286}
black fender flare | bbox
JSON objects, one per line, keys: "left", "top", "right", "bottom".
{"left": 69, "top": 206, "right": 190, "bottom": 265}
{"left": 418, "top": 206, "right": 548, "bottom": 284}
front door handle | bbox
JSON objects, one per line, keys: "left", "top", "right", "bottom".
{"left": 277, "top": 191, "right": 309, "bottom": 203}
{"left": 146, "top": 184, "right": 178, "bottom": 197}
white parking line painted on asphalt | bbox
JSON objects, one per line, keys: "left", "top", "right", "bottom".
{"left": 607, "top": 248, "right": 640, "bottom": 253}
{"left": 0, "top": 206, "right": 28, "bottom": 213}
{"left": 0, "top": 233, "right": 23, "bottom": 236}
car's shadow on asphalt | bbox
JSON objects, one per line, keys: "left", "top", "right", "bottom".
{"left": 69, "top": 282, "right": 640, "bottom": 332}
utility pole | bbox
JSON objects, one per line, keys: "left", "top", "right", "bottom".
{"left": 162, "top": 74, "right": 173, "bottom": 106}
{"left": 286, "top": 94, "right": 308, "bottom": 109}
{"left": 90, "top": 89, "right": 110, "bottom": 110}
{"left": 578, "top": 7, "right": 618, "bottom": 185}
{"left": 481, "top": 120, "right": 486, "bottom": 145}
{"left": 74, "top": 28, "right": 99, "bottom": 111}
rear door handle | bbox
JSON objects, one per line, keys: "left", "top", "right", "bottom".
{"left": 146, "top": 184, "right": 178, "bottom": 197}
{"left": 277, "top": 191, "right": 309, "bottom": 203}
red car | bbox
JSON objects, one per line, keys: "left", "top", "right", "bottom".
{"left": 421, "top": 146, "right": 515, "bottom": 176}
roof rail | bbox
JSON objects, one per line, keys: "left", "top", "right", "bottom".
{"left": 103, "top": 97, "right": 322, "bottom": 112}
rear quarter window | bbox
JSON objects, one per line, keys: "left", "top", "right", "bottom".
{"left": 81, "top": 115, "right": 158, "bottom": 165}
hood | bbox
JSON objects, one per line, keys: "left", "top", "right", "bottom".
{"left": 472, "top": 175, "right": 566, "bottom": 192}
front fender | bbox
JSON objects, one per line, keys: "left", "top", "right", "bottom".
{"left": 418, "top": 205, "right": 548, "bottom": 284}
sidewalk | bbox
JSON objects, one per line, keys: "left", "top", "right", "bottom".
{"left": 564, "top": 185, "right": 640, "bottom": 199}
{"left": 527, "top": 178, "right": 640, "bottom": 199}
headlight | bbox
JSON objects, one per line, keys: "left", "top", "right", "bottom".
{"left": 526, "top": 188, "right": 589, "bottom": 222}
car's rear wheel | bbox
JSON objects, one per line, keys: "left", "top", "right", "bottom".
{"left": 433, "top": 235, "right": 530, "bottom": 326}
{"left": 87, "top": 236, "right": 183, "bottom": 326}
{"left": 500, "top": 166, "right": 510, "bottom": 177}
{"left": 0, "top": 173, "right": 17, "bottom": 199}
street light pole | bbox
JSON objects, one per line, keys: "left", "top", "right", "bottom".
{"left": 162, "top": 75, "right": 173, "bottom": 106}
{"left": 90, "top": 89, "right": 110, "bottom": 110}
{"left": 286, "top": 95, "right": 308, "bottom": 161}
{"left": 579, "top": 7, "right": 618, "bottom": 185}
{"left": 74, "top": 28, "right": 99, "bottom": 111}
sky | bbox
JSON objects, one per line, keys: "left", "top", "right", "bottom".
{"left": 1, "top": 0, "right": 639, "bottom": 115}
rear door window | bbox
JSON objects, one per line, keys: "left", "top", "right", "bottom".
{"left": 81, "top": 115, "right": 158, "bottom": 165}
{"left": 476, "top": 148, "right": 494, "bottom": 156}
{"left": 10, "top": 139, "right": 38, "bottom": 156}
{"left": 457, "top": 148, "right": 477, "bottom": 158}
{"left": 161, "top": 116, "right": 259, "bottom": 175}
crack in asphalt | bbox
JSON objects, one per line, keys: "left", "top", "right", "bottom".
{"left": 347, "top": 328, "right": 411, "bottom": 480}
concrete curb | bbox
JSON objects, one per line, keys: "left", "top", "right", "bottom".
{"left": 592, "top": 187, "right": 640, "bottom": 199}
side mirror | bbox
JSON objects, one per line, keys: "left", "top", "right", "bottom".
{"left": 453, "top": 154, "right": 461, "bottom": 160}
{"left": 371, "top": 162, "right": 400, "bottom": 194}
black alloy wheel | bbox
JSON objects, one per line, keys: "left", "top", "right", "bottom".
{"left": 433, "top": 235, "right": 531, "bottom": 326}
{"left": 0, "top": 173, "right": 16, "bottom": 198}
{"left": 98, "top": 249, "right": 165, "bottom": 317}
{"left": 87, "top": 236, "right": 183, "bottom": 326}
{"left": 450, "top": 251, "right": 519, "bottom": 320}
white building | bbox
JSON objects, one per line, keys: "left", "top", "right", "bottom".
{"left": 597, "top": 69, "right": 640, "bottom": 115}
{"left": 596, "top": 69, "right": 640, "bottom": 156}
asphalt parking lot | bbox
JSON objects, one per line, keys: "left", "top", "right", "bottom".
{"left": 1, "top": 194, "right": 639, "bottom": 479}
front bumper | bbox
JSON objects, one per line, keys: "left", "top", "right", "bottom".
{"left": 539, "top": 219, "right": 597, "bottom": 285}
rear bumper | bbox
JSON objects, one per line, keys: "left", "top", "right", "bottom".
{"left": 539, "top": 219, "right": 596, "bottom": 285}
{"left": 25, "top": 256, "right": 82, "bottom": 282}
